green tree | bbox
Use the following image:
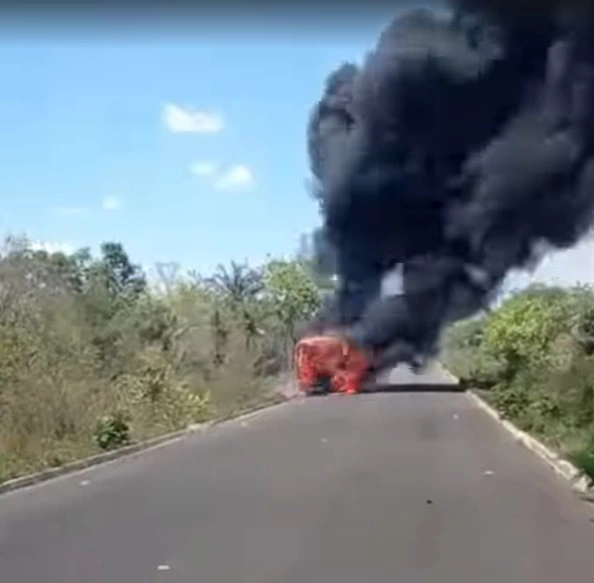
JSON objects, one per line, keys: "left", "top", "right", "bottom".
{"left": 264, "top": 259, "right": 321, "bottom": 347}
{"left": 205, "top": 261, "right": 265, "bottom": 349}
{"left": 483, "top": 289, "right": 568, "bottom": 379}
{"left": 86, "top": 242, "right": 146, "bottom": 303}
{"left": 295, "top": 232, "right": 337, "bottom": 295}
{"left": 0, "top": 237, "right": 91, "bottom": 296}
{"left": 206, "top": 261, "right": 263, "bottom": 304}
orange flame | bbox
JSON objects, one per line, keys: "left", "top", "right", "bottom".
{"left": 294, "top": 334, "right": 370, "bottom": 395}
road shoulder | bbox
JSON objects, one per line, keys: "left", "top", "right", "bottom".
{"left": 0, "top": 395, "right": 289, "bottom": 497}
{"left": 467, "top": 390, "right": 594, "bottom": 497}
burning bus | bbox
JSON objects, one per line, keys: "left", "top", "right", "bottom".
{"left": 294, "top": 334, "right": 371, "bottom": 395}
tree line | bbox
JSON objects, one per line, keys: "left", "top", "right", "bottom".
{"left": 0, "top": 235, "right": 330, "bottom": 482}
{"left": 5, "top": 229, "right": 591, "bottom": 485}
{"left": 442, "top": 282, "right": 594, "bottom": 480}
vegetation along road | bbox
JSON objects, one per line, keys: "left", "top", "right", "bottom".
{"left": 3, "top": 237, "right": 594, "bottom": 580}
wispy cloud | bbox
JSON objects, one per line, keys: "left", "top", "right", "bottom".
{"left": 213, "top": 165, "right": 254, "bottom": 191}
{"left": 52, "top": 206, "right": 85, "bottom": 216}
{"left": 102, "top": 195, "right": 122, "bottom": 211}
{"left": 162, "top": 103, "right": 224, "bottom": 134}
{"left": 190, "top": 160, "right": 219, "bottom": 177}
{"left": 30, "top": 240, "right": 75, "bottom": 255}
{"left": 190, "top": 161, "right": 255, "bottom": 193}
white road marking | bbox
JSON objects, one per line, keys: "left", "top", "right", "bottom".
{"left": 80, "top": 480, "right": 90, "bottom": 487}
{"left": 157, "top": 564, "right": 171, "bottom": 571}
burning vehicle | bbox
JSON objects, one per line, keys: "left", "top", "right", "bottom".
{"left": 294, "top": 334, "right": 370, "bottom": 395}
{"left": 296, "top": 0, "right": 594, "bottom": 389}
{"left": 294, "top": 330, "right": 426, "bottom": 395}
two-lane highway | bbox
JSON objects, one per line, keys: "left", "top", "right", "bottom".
{"left": 1, "top": 392, "right": 594, "bottom": 582}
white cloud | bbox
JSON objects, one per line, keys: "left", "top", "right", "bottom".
{"left": 190, "top": 160, "right": 219, "bottom": 177}
{"left": 162, "top": 103, "right": 224, "bottom": 134}
{"left": 102, "top": 196, "right": 122, "bottom": 211}
{"left": 190, "top": 161, "right": 255, "bottom": 193}
{"left": 213, "top": 165, "right": 254, "bottom": 191}
{"left": 30, "top": 240, "right": 75, "bottom": 255}
{"left": 53, "top": 206, "right": 85, "bottom": 216}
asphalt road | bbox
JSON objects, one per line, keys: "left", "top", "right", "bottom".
{"left": 371, "top": 360, "right": 459, "bottom": 387}
{"left": 2, "top": 392, "right": 594, "bottom": 583}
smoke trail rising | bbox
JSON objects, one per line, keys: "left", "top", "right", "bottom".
{"left": 306, "top": 0, "right": 594, "bottom": 368}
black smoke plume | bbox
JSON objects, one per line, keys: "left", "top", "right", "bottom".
{"left": 306, "top": 0, "right": 594, "bottom": 369}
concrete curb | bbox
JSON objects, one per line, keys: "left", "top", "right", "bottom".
{"left": 467, "top": 390, "right": 593, "bottom": 496}
{"left": 0, "top": 397, "right": 290, "bottom": 497}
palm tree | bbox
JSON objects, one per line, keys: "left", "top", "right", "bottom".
{"left": 206, "top": 261, "right": 265, "bottom": 350}
{"left": 206, "top": 261, "right": 264, "bottom": 304}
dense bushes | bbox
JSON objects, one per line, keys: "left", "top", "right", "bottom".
{"left": 6, "top": 228, "right": 593, "bottom": 483}
{"left": 0, "top": 236, "right": 323, "bottom": 482}
{"left": 442, "top": 283, "right": 594, "bottom": 479}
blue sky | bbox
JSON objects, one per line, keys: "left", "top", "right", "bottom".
{"left": 0, "top": 12, "right": 590, "bottom": 288}
{"left": 0, "top": 24, "right": 387, "bottom": 277}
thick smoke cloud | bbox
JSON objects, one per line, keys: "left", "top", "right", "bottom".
{"left": 306, "top": 0, "right": 594, "bottom": 369}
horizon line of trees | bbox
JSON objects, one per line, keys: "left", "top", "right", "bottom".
{"left": 0, "top": 232, "right": 335, "bottom": 482}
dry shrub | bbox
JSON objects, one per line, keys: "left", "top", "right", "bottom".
{"left": 0, "top": 241, "right": 302, "bottom": 482}
{"left": 0, "top": 278, "right": 106, "bottom": 477}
